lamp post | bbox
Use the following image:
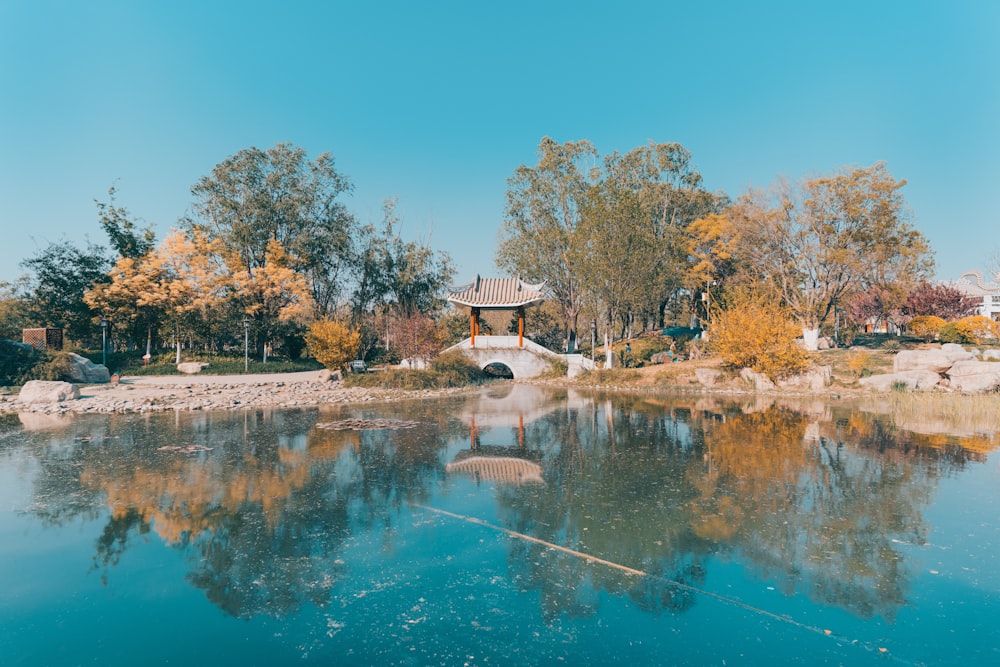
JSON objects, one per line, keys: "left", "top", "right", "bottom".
{"left": 243, "top": 316, "right": 250, "bottom": 373}
{"left": 100, "top": 318, "right": 109, "bottom": 367}
{"left": 590, "top": 319, "right": 597, "bottom": 360}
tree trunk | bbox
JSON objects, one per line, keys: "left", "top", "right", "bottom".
{"left": 801, "top": 326, "right": 820, "bottom": 351}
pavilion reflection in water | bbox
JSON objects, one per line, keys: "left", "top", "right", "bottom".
{"left": 445, "top": 384, "right": 574, "bottom": 486}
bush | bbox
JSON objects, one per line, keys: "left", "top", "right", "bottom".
{"left": 938, "top": 322, "right": 963, "bottom": 344}
{"left": 908, "top": 315, "right": 946, "bottom": 343}
{"left": 881, "top": 339, "right": 901, "bottom": 354}
{"left": 344, "top": 351, "right": 487, "bottom": 390}
{"left": 0, "top": 340, "right": 41, "bottom": 385}
{"left": 709, "top": 289, "right": 811, "bottom": 381}
{"left": 305, "top": 319, "right": 361, "bottom": 371}
{"left": 953, "top": 316, "right": 997, "bottom": 345}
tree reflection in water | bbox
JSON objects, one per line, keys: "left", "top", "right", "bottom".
{"left": 5, "top": 389, "right": 994, "bottom": 626}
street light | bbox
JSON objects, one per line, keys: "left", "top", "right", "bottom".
{"left": 243, "top": 316, "right": 250, "bottom": 373}
{"left": 100, "top": 318, "right": 109, "bottom": 367}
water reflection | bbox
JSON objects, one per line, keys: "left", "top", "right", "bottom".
{"left": 3, "top": 387, "right": 997, "bottom": 629}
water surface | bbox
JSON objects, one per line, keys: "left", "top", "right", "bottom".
{"left": 2, "top": 386, "right": 999, "bottom": 665}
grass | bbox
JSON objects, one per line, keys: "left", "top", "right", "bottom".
{"left": 344, "top": 352, "right": 489, "bottom": 390}
{"left": 77, "top": 350, "right": 323, "bottom": 376}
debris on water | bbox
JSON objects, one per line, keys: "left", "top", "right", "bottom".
{"left": 316, "top": 418, "right": 420, "bottom": 431}
{"left": 157, "top": 444, "right": 213, "bottom": 454}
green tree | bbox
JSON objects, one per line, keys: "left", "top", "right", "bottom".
{"left": 602, "top": 142, "right": 725, "bottom": 328}
{"left": 497, "top": 137, "right": 599, "bottom": 352}
{"left": 21, "top": 240, "right": 111, "bottom": 344}
{"left": 187, "top": 142, "right": 355, "bottom": 317}
{"left": 575, "top": 183, "right": 659, "bottom": 363}
{"left": 733, "top": 163, "right": 933, "bottom": 349}
{"left": 96, "top": 185, "right": 156, "bottom": 260}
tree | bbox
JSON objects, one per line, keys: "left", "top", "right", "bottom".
{"left": 709, "top": 287, "right": 811, "bottom": 380}
{"left": 0, "top": 277, "right": 30, "bottom": 341}
{"left": 497, "top": 137, "right": 598, "bottom": 352}
{"left": 96, "top": 185, "right": 156, "bottom": 260}
{"left": 602, "top": 142, "right": 725, "bottom": 328}
{"left": 903, "top": 281, "right": 979, "bottom": 320}
{"left": 20, "top": 240, "right": 111, "bottom": 344}
{"left": 574, "top": 183, "right": 659, "bottom": 364}
{"left": 229, "top": 239, "right": 314, "bottom": 361}
{"left": 305, "top": 319, "right": 361, "bottom": 371}
{"left": 733, "top": 163, "right": 933, "bottom": 350}
{"left": 187, "top": 142, "right": 355, "bottom": 317}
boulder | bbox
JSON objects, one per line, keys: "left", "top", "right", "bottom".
{"left": 778, "top": 366, "right": 831, "bottom": 390}
{"left": 946, "top": 359, "right": 1000, "bottom": 392}
{"left": 317, "top": 368, "right": 342, "bottom": 382}
{"left": 894, "top": 349, "right": 961, "bottom": 373}
{"left": 18, "top": 380, "right": 79, "bottom": 403}
{"left": 694, "top": 368, "right": 721, "bottom": 387}
{"left": 941, "top": 343, "right": 975, "bottom": 362}
{"left": 740, "top": 368, "right": 775, "bottom": 391}
{"left": 981, "top": 350, "right": 1000, "bottom": 361}
{"left": 177, "top": 362, "right": 210, "bottom": 374}
{"left": 64, "top": 353, "right": 111, "bottom": 384}
{"left": 650, "top": 351, "right": 672, "bottom": 364}
{"left": 859, "top": 371, "right": 941, "bottom": 392}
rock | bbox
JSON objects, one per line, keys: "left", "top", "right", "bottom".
{"left": 816, "top": 337, "right": 834, "bottom": 351}
{"left": 177, "top": 362, "right": 210, "bottom": 374}
{"left": 859, "top": 371, "right": 941, "bottom": 392}
{"left": 695, "top": 368, "right": 721, "bottom": 387}
{"left": 18, "top": 380, "right": 79, "bottom": 403}
{"left": 740, "top": 368, "right": 775, "bottom": 391}
{"left": 894, "top": 349, "right": 964, "bottom": 373}
{"left": 981, "top": 350, "right": 1000, "bottom": 361}
{"left": 940, "top": 343, "right": 974, "bottom": 361}
{"left": 777, "top": 365, "right": 832, "bottom": 390}
{"left": 317, "top": 369, "right": 342, "bottom": 382}
{"left": 650, "top": 351, "right": 671, "bottom": 364}
{"left": 64, "top": 353, "right": 111, "bottom": 383}
{"left": 946, "top": 359, "right": 1000, "bottom": 392}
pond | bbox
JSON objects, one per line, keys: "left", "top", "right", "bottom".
{"left": 2, "top": 385, "right": 1000, "bottom": 666}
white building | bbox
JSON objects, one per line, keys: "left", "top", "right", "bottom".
{"left": 947, "top": 271, "right": 1000, "bottom": 320}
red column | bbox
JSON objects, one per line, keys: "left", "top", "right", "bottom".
{"left": 518, "top": 306, "right": 524, "bottom": 348}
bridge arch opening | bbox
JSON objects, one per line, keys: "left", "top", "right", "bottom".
{"left": 483, "top": 362, "right": 515, "bottom": 379}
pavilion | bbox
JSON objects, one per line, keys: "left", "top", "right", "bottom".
{"left": 446, "top": 275, "right": 546, "bottom": 348}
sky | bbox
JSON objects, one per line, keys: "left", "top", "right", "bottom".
{"left": 1, "top": 0, "right": 998, "bottom": 287}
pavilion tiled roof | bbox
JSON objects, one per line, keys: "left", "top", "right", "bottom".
{"left": 446, "top": 276, "right": 546, "bottom": 308}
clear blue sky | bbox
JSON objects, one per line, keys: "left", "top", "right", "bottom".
{"left": 2, "top": 1, "right": 997, "bottom": 286}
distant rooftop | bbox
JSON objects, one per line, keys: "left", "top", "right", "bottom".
{"left": 446, "top": 275, "right": 546, "bottom": 309}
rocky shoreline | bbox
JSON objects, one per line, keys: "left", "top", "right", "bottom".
{"left": 0, "top": 372, "right": 472, "bottom": 415}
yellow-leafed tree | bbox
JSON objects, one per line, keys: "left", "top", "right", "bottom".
{"left": 709, "top": 287, "right": 811, "bottom": 381}
{"left": 306, "top": 319, "right": 360, "bottom": 371}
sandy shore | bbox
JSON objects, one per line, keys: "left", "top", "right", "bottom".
{"left": 0, "top": 371, "right": 471, "bottom": 415}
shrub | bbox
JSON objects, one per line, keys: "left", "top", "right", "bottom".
{"left": 907, "top": 315, "right": 946, "bottom": 343}
{"left": 430, "top": 352, "right": 487, "bottom": 386}
{"left": 938, "top": 322, "right": 963, "bottom": 344}
{"left": 0, "top": 340, "right": 41, "bottom": 385}
{"left": 344, "top": 351, "right": 487, "bottom": 390}
{"left": 953, "top": 315, "right": 997, "bottom": 345}
{"left": 881, "top": 339, "right": 901, "bottom": 354}
{"left": 305, "top": 319, "right": 361, "bottom": 371}
{"left": 709, "top": 289, "right": 811, "bottom": 381}
{"left": 846, "top": 350, "right": 869, "bottom": 378}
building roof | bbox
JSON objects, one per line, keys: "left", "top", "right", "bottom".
{"left": 445, "top": 456, "right": 545, "bottom": 485}
{"left": 446, "top": 275, "right": 546, "bottom": 309}
{"left": 946, "top": 271, "right": 1000, "bottom": 297}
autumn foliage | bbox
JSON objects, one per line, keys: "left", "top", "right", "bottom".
{"left": 709, "top": 289, "right": 811, "bottom": 380}
{"left": 906, "top": 315, "right": 946, "bottom": 342}
{"left": 305, "top": 319, "right": 360, "bottom": 371}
